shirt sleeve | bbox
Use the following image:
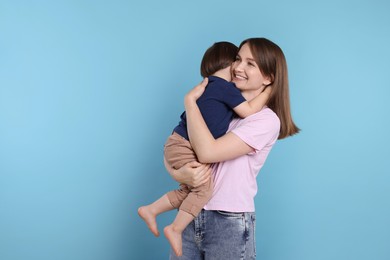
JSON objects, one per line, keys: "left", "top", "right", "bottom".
{"left": 220, "top": 83, "right": 246, "bottom": 108}
{"left": 231, "top": 109, "right": 280, "bottom": 152}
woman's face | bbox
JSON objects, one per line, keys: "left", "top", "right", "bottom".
{"left": 231, "top": 43, "right": 270, "bottom": 96}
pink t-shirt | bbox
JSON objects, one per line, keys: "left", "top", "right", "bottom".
{"left": 204, "top": 107, "right": 280, "bottom": 212}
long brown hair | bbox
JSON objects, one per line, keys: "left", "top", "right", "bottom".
{"left": 239, "top": 38, "right": 300, "bottom": 139}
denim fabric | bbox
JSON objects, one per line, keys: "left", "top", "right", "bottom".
{"left": 169, "top": 209, "right": 256, "bottom": 260}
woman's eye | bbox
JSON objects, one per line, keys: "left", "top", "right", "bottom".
{"left": 248, "top": 62, "right": 255, "bottom": 67}
{"left": 235, "top": 56, "right": 241, "bottom": 61}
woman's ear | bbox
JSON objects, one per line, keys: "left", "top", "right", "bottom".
{"left": 263, "top": 76, "right": 272, "bottom": 86}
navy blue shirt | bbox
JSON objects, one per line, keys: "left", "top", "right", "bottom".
{"left": 173, "top": 76, "right": 246, "bottom": 140}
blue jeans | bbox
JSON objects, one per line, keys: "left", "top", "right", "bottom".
{"left": 169, "top": 209, "right": 256, "bottom": 260}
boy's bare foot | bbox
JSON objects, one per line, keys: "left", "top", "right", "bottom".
{"left": 138, "top": 206, "right": 160, "bottom": 237}
{"left": 164, "top": 224, "right": 182, "bottom": 257}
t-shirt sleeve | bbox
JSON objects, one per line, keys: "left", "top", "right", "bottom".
{"left": 231, "top": 110, "right": 280, "bottom": 152}
{"left": 219, "top": 82, "right": 246, "bottom": 108}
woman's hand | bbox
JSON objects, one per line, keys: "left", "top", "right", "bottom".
{"left": 184, "top": 78, "right": 208, "bottom": 105}
{"left": 164, "top": 158, "right": 212, "bottom": 188}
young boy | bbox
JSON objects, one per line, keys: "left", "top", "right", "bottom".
{"left": 138, "top": 42, "right": 271, "bottom": 256}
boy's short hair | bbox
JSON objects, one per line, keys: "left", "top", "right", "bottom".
{"left": 200, "top": 42, "right": 238, "bottom": 78}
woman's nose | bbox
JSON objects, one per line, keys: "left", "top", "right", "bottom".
{"left": 234, "top": 62, "right": 244, "bottom": 72}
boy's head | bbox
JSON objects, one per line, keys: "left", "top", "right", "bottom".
{"left": 200, "top": 41, "right": 238, "bottom": 78}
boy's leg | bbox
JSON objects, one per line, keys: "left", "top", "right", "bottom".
{"left": 138, "top": 194, "right": 174, "bottom": 236}
{"left": 169, "top": 216, "right": 203, "bottom": 260}
{"left": 139, "top": 133, "right": 194, "bottom": 237}
{"left": 164, "top": 209, "right": 194, "bottom": 257}
{"left": 164, "top": 132, "right": 197, "bottom": 170}
{"left": 180, "top": 176, "right": 213, "bottom": 217}
{"left": 162, "top": 134, "right": 202, "bottom": 255}
{"left": 166, "top": 184, "right": 190, "bottom": 208}
{"left": 165, "top": 177, "right": 213, "bottom": 257}
{"left": 163, "top": 185, "right": 191, "bottom": 257}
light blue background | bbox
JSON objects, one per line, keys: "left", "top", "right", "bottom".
{"left": 1, "top": 0, "right": 389, "bottom": 259}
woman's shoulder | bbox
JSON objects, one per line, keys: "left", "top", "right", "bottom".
{"left": 246, "top": 107, "right": 279, "bottom": 124}
{"left": 231, "top": 107, "right": 280, "bottom": 133}
{"left": 229, "top": 107, "right": 280, "bottom": 147}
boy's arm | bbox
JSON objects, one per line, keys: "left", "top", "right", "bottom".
{"left": 233, "top": 87, "right": 272, "bottom": 118}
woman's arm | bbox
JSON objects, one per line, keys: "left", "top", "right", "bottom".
{"left": 164, "top": 157, "right": 212, "bottom": 187}
{"left": 233, "top": 87, "right": 271, "bottom": 118}
{"left": 184, "top": 79, "right": 255, "bottom": 164}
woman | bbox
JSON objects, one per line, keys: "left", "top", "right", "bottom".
{"left": 167, "top": 37, "right": 299, "bottom": 259}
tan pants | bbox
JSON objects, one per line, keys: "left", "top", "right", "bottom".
{"left": 164, "top": 132, "right": 213, "bottom": 217}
